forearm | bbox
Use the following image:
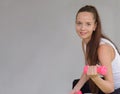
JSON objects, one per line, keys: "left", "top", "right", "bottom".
{"left": 73, "top": 73, "right": 89, "bottom": 91}
{"left": 91, "top": 76, "right": 114, "bottom": 93}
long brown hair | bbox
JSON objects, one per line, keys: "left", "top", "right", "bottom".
{"left": 76, "top": 5, "right": 119, "bottom": 93}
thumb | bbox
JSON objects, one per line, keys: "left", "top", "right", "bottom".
{"left": 96, "top": 64, "right": 100, "bottom": 67}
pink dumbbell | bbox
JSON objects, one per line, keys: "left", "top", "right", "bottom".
{"left": 84, "top": 65, "right": 107, "bottom": 75}
{"left": 75, "top": 91, "right": 82, "bottom": 94}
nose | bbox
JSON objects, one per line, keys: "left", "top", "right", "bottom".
{"left": 81, "top": 24, "right": 85, "bottom": 30}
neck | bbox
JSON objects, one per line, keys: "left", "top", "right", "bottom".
{"left": 82, "top": 36, "right": 92, "bottom": 44}
{"left": 83, "top": 38, "right": 90, "bottom": 44}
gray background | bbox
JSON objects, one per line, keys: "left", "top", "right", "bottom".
{"left": 0, "top": 0, "right": 120, "bottom": 94}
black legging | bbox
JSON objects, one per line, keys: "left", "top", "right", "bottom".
{"left": 72, "top": 79, "right": 120, "bottom": 94}
{"left": 111, "top": 88, "right": 120, "bottom": 94}
{"left": 72, "top": 79, "right": 104, "bottom": 94}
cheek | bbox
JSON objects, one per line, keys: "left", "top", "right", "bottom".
{"left": 89, "top": 29, "right": 94, "bottom": 35}
{"left": 90, "top": 26, "right": 95, "bottom": 32}
{"left": 76, "top": 25, "right": 80, "bottom": 31}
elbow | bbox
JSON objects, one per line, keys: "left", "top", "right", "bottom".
{"left": 107, "top": 88, "right": 114, "bottom": 93}
{"left": 103, "top": 85, "right": 114, "bottom": 93}
{"left": 108, "top": 84, "right": 114, "bottom": 93}
{"left": 103, "top": 89, "right": 114, "bottom": 93}
{"left": 110, "top": 85, "right": 115, "bottom": 93}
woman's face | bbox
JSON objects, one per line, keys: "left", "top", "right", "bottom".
{"left": 76, "top": 12, "right": 97, "bottom": 43}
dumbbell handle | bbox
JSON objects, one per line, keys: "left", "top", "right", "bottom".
{"left": 84, "top": 65, "right": 107, "bottom": 75}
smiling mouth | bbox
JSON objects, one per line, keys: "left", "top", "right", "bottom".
{"left": 80, "top": 32, "right": 87, "bottom": 35}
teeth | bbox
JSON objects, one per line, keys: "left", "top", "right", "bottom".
{"left": 80, "top": 32, "right": 86, "bottom": 35}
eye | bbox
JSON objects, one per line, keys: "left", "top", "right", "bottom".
{"left": 86, "top": 23, "right": 91, "bottom": 26}
{"left": 76, "top": 22, "right": 82, "bottom": 25}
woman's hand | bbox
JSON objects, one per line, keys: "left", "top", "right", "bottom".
{"left": 70, "top": 89, "right": 76, "bottom": 94}
{"left": 86, "top": 65, "right": 99, "bottom": 78}
{"left": 70, "top": 89, "right": 82, "bottom": 94}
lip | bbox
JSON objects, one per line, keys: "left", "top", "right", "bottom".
{"left": 80, "top": 32, "right": 87, "bottom": 36}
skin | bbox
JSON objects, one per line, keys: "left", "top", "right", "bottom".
{"left": 76, "top": 12, "right": 96, "bottom": 44}
{"left": 70, "top": 12, "right": 115, "bottom": 94}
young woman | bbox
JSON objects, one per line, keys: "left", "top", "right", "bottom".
{"left": 70, "top": 5, "right": 120, "bottom": 94}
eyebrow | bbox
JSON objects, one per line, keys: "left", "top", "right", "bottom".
{"left": 76, "top": 20, "right": 94, "bottom": 23}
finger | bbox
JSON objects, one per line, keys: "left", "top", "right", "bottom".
{"left": 93, "top": 66, "right": 97, "bottom": 75}
{"left": 92, "top": 66, "right": 96, "bottom": 75}
{"left": 87, "top": 66, "right": 93, "bottom": 75}
{"left": 96, "top": 64, "right": 100, "bottom": 67}
{"left": 88, "top": 66, "right": 97, "bottom": 76}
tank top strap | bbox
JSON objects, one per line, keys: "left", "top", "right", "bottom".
{"left": 100, "top": 38, "right": 118, "bottom": 54}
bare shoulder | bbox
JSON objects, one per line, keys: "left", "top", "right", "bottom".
{"left": 98, "top": 44, "right": 114, "bottom": 54}
{"left": 98, "top": 44, "right": 115, "bottom": 65}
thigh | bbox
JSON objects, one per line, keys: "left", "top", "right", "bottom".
{"left": 72, "top": 79, "right": 104, "bottom": 94}
{"left": 111, "top": 88, "right": 120, "bottom": 94}
{"left": 72, "top": 79, "right": 91, "bottom": 93}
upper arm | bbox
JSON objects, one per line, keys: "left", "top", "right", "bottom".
{"left": 98, "top": 44, "right": 115, "bottom": 83}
